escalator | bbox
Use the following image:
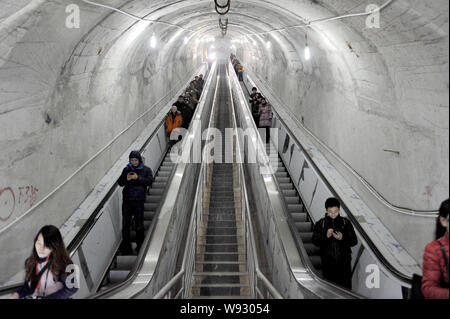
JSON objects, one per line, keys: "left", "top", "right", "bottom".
{"left": 234, "top": 65, "right": 419, "bottom": 299}
{"left": 0, "top": 64, "right": 215, "bottom": 299}
{"left": 265, "top": 142, "right": 323, "bottom": 275}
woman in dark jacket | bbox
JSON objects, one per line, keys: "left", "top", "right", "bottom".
{"left": 11, "top": 225, "right": 78, "bottom": 299}
{"left": 422, "top": 199, "right": 449, "bottom": 299}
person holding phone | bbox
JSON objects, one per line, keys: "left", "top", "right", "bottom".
{"left": 118, "top": 151, "right": 153, "bottom": 255}
{"left": 312, "top": 197, "right": 358, "bottom": 289}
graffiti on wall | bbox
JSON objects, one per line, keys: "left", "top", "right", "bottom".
{"left": 0, "top": 185, "right": 39, "bottom": 222}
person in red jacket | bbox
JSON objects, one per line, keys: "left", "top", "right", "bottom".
{"left": 422, "top": 198, "right": 449, "bottom": 299}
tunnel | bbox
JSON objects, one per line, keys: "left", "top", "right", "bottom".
{"left": 0, "top": 0, "right": 448, "bottom": 300}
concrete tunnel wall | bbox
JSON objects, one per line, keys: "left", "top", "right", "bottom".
{"left": 0, "top": 0, "right": 448, "bottom": 284}
{"left": 0, "top": 0, "right": 205, "bottom": 284}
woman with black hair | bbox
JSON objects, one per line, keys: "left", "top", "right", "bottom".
{"left": 422, "top": 199, "right": 449, "bottom": 299}
{"left": 10, "top": 225, "right": 78, "bottom": 299}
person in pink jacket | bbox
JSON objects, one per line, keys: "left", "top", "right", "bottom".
{"left": 258, "top": 98, "right": 273, "bottom": 143}
{"left": 422, "top": 199, "right": 449, "bottom": 299}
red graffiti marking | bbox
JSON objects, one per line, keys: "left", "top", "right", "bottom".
{"left": 18, "top": 185, "right": 39, "bottom": 208}
{"left": 0, "top": 187, "right": 15, "bottom": 222}
{"left": 0, "top": 185, "right": 39, "bottom": 222}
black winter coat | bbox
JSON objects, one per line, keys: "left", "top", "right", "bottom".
{"left": 118, "top": 163, "right": 153, "bottom": 201}
{"left": 173, "top": 101, "right": 193, "bottom": 128}
{"left": 312, "top": 214, "right": 358, "bottom": 264}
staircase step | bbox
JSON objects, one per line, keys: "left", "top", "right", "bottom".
{"left": 206, "top": 227, "right": 238, "bottom": 235}
{"left": 196, "top": 284, "right": 249, "bottom": 296}
{"left": 207, "top": 221, "right": 237, "bottom": 228}
{"left": 202, "top": 253, "right": 241, "bottom": 262}
{"left": 203, "top": 235, "right": 240, "bottom": 244}
{"left": 198, "top": 262, "right": 242, "bottom": 272}
{"left": 194, "top": 273, "right": 247, "bottom": 285}
{"left": 202, "top": 244, "right": 239, "bottom": 253}
{"left": 207, "top": 209, "right": 237, "bottom": 216}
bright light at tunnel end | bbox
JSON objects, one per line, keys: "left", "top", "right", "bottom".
{"left": 150, "top": 33, "right": 157, "bottom": 48}
{"left": 305, "top": 45, "right": 311, "bottom": 60}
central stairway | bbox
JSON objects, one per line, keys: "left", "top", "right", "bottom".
{"left": 191, "top": 63, "right": 250, "bottom": 298}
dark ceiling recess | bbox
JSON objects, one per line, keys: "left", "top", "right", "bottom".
{"left": 219, "top": 17, "right": 228, "bottom": 36}
{"left": 215, "top": 0, "right": 231, "bottom": 15}
{"left": 214, "top": 0, "right": 231, "bottom": 36}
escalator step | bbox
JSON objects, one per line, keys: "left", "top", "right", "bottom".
{"left": 291, "top": 213, "right": 307, "bottom": 222}
{"left": 144, "top": 203, "right": 158, "bottom": 211}
{"left": 145, "top": 195, "right": 161, "bottom": 203}
{"left": 296, "top": 222, "right": 312, "bottom": 232}
{"left": 155, "top": 176, "right": 169, "bottom": 183}
{"left": 288, "top": 204, "right": 303, "bottom": 212}
{"left": 304, "top": 243, "right": 321, "bottom": 256}
{"left": 144, "top": 211, "right": 156, "bottom": 220}
{"left": 152, "top": 182, "right": 167, "bottom": 189}
{"left": 310, "top": 256, "right": 322, "bottom": 269}
{"left": 149, "top": 188, "right": 164, "bottom": 195}
{"left": 282, "top": 189, "right": 296, "bottom": 197}
{"left": 279, "top": 183, "right": 293, "bottom": 190}
{"left": 278, "top": 177, "right": 291, "bottom": 184}
{"left": 157, "top": 171, "right": 171, "bottom": 177}
{"left": 114, "top": 256, "right": 137, "bottom": 270}
{"left": 109, "top": 270, "right": 130, "bottom": 284}
{"left": 285, "top": 196, "right": 300, "bottom": 204}
{"left": 299, "top": 232, "right": 313, "bottom": 243}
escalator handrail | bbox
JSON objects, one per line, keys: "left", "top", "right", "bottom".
{"left": 93, "top": 62, "right": 218, "bottom": 299}
{"left": 242, "top": 71, "right": 415, "bottom": 286}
